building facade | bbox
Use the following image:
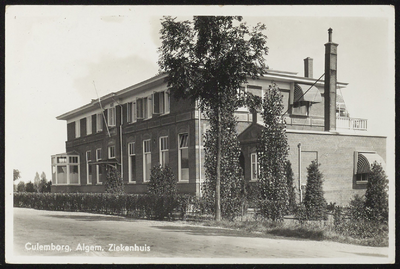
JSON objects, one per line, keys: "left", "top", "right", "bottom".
{"left": 52, "top": 29, "right": 386, "bottom": 205}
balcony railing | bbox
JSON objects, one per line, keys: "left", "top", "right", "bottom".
{"left": 336, "top": 116, "right": 367, "bottom": 131}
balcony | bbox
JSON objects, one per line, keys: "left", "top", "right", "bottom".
{"left": 336, "top": 116, "right": 367, "bottom": 131}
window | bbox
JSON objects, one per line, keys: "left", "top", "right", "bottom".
{"left": 178, "top": 133, "right": 189, "bottom": 181}
{"left": 159, "top": 136, "right": 169, "bottom": 167}
{"left": 108, "top": 146, "right": 116, "bottom": 159}
{"left": 356, "top": 173, "right": 369, "bottom": 184}
{"left": 153, "top": 91, "right": 170, "bottom": 115}
{"left": 143, "top": 140, "right": 151, "bottom": 182}
{"left": 96, "top": 148, "right": 102, "bottom": 184}
{"left": 127, "top": 102, "right": 136, "bottom": 123}
{"left": 86, "top": 151, "right": 92, "bottom": 184}
{"left": 97, "top": 114, "right": 103, "bottom": 132}
{"left": 85, "top": 116, "right": 92, "bottom": 135}
{"left": 107, "top": 107, "right": 116, "bottom": 126}
{"left": 251, "top": 153, "right": 259, "bottom": 181}
{"left": 128, "top": 142, "right": 136, "bottom": 183}
{"left": 137, "top": 97, "right": 152, "bottom": 119}
{"left": 292, "top": 101, "right": 310, "bottom": 116}
{"left": 51, "top": 154, "right": 80, "bottom": 185}
{"left": 75, "top": 120, "right": 81, "bottom": 138}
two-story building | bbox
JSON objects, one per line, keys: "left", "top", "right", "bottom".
{"left": 52, "top": 29, "right": 386, "bottom": 205}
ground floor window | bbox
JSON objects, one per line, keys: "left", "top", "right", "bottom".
{"left": 251, "top": 153, "right": 259, "bottom": 181}
{"left": 96, "top": 148, "right": 103, "bottom": 184}
{"left": 356, "top": 173, "right": 369, "bottom": 184}
{"left": 128, "top": 142, "right": 136, "bottom": 183}
{"left": 160, "top": 136, "right": 169, "bottom": 168}
{"left": 51, "top": 154, "right": 80, "bottom": 185}
{"left": 86, "top": 151, "right": 92, "bottom": 184}
{"left": 143, "top": 140, "right": 151, "bottom": 182}
{"left": 178, "top": 133, "right": 189, "bottom": 181}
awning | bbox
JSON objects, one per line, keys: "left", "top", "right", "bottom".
{"left": 294, "top": 83, "right": 322, "bottom": 103}
{"left": 90, "top": 159, "right": 120, "bottom": 166}
{"left": 357, "top": 153, "right": 386, "bottom": 174}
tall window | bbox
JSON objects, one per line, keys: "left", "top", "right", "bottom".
{"left": 251, "top": 153, "right": 259, "bottom": 181}
{"left": 108, "top": 146, "right": 115, "bottom": 159}
{"left": 178, "top": 133, "right": 189, "bottom": 181}
{"left": 153, "top": 91, "right": 170, "bottom": 115}
{"left": 86, "top": 151, "right": 92, "bottom": 184}
{"left": 75, "top": 120, "right": 81, "bottom": 138}
{"left": 86, "top": 116, "right": 92, "bottom": 135}
{"left": 159, "top": 136, "right": 169, "bottom": 167}
{"left": 96, "top": 148, "right": 102, "bottom": 184}
{"left": 143, "top": 140, "right": 151, "bottom": 182}
{"left": 97, "top": 114, "right": 103, "bottom": 132}
{"left": 107, "top": 107, "right": 116, "bottom": 126}
{"left": 128, "top": 142, "right": 136, "bottom": 183}
{"left": 127, "top": 102, "right": 136, "bottom": 123}
{"left": 69, "top": 156, "right": 79, "bottom": 184}
{"left": 137, "top": 97, "right": 151, "bottom": 119}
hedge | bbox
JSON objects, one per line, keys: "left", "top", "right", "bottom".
{"left": 14, "top": 192, "right": 198, "bottom": 220}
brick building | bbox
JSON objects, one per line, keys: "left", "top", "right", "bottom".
{"left": 52, "top": 29, "right": 386, "bottom": 205}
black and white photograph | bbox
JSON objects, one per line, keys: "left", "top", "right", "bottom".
{"left": 5, "top": 5, "right": 395, "bottom": 264}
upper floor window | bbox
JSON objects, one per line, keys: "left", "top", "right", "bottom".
{"left": 108, "top": 146, "right": 115, "bottom": 159}
{"left": 153, "top": 91, "right": 170, "bottom": 115}
{"left": 86, "top": 116, "right": 92, "bottom": 135}
{"left": 97, "top": 114, "right": 103, "bottom": 132}
{"left": 127, "top": 102, "right": 136, "bottom": 123}
{"left": 75, "top": 120, "right": 81, "bottom": 138}
{"left": 107, "top": 107, "right": 116, "bottom": 126}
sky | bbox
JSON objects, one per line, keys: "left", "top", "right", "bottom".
{"left": 5, "top": 5, "right": 395, "bottom": 186}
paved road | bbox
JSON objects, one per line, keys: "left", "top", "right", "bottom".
{"left": 11, "top": 208, "right": 390, "bottom": 263}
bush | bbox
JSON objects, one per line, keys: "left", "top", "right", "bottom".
{"left": 104, "top": 166, "right": 124, "bottom": 194}
{"left": 365, "top": 162, "right": 388, "bottom": 223}
{"left": 148, "top": 165, "right": 177, "bottom": 196}
{"left": 303, "top": 161, "right": 327, "bottom": 220}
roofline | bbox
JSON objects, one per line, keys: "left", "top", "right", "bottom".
{"left": 57, "top": 70, "right": 348, "bottom": 121}
{"left": 56, "top": 72, "right": 167, "bottom": 121}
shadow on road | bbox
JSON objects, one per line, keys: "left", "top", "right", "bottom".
{"left": 151, "top": 225, "right": 292, "bottom": 240}
{"left": 45, "top": 213, "right": 140, "bottom": 222}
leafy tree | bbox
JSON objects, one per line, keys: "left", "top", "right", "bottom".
{"left": 158, "top": 16, "right": 268, "bottom": 220}
{"left": 17, "top": 181, "right": 26, "bottom": 192}
{"left": 303, "top": 160, "right": 327, "bottom": 220}
{"left": 148, "top": 165, "right": 177, "bottom": 196}
{"left": 104, "top": 166, "right": 124, "bottom": 194}
{"left": 365, "top": 162, "right": 388, "bottom": 222}
{"left": 257, "top": 83, "right": 289, "bottom": 221}
{"left": 25, "top": 181, "right": 36, "bottom": 193}
{"left": 37, "top": 172, "right": 51, "bottom": 193}
{"left": 286, "top": 160, "right": 297, "bottom": 214}
{"left": 13, "top": 169, "right": 21, "bottom": 181}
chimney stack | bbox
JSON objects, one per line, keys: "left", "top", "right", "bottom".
{"left": 324, "top": 28, "right": 338, "bottom": 132}
{"left": 304, "top": 57, "right": 313, "bottom": 78}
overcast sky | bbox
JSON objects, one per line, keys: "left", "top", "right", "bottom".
{"left": 5, "top": 6, "right": 394, "bottom": 185}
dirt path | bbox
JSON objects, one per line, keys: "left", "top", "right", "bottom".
{"left": 10, "top": 208, "right": 390, "bottom": 263}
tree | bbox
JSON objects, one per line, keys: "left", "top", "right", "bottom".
{"left": 13, "top": 169, "right": 21, "bottom": 181}
{"left": 303, "top": 160, "right": 327, "bottom": 220}
{"left": 148, "top": 165, "right": 177, "bottom": 196}
{"left": 365, "top": 162, "right": 388, "bottom": 222}
{"left": 257, "top": 83, "right": 290, "bottom": 221}
{"left": 17, "top": 181, "right": 26, "bottom": 192}
{"left": 25, "top": 181, "right": 36, "bottom": 193}
{"left": 286, "top": 160, "right": 297, "bottom": 214}
{"left": 158, "top": 16, "right": 268, "bottom": 220}
{"left": 104, "top": 166, "right": 124, "bottom": 194}
{"left": 33, "top": 172, "right": 40, "bottom": 192}
{"left": 38, "top": 172, "right": 51, "bottom": 193}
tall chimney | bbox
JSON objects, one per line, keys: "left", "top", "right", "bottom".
{"left": 324, "top": 28, "right": 338, "bottom": 132}
{"left": 304, "top": 57, "right": 313, "bottom": 78}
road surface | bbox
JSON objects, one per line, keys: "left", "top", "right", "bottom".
{"left": 10, "top": 208, "right": 390, "bottom": 263}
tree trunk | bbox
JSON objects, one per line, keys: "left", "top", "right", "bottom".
{"left": 215, "top": 106, "right": 222, "bottom": 221}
